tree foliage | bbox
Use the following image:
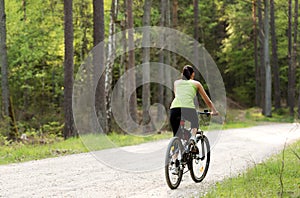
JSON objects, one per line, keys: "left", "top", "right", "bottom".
{"left": 0, "top": 0, "right": 299, "bottom": 139}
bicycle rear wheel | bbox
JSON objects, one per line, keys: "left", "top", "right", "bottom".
{"left": 165, "top": 137, "right": 184, "bottom": 189}
{"left": 190, "top": 135, "right": 210, "bottom": 183}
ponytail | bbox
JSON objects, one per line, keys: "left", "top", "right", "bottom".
{"left": 182, "top": 65, "right": 194, "bottom": 80}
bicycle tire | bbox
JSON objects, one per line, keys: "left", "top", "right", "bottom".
{"left": 165, "top": 137, "right": 184, "bottom": 189}
{"left": 189, "top": 135, "right": 210, "bottom": 183}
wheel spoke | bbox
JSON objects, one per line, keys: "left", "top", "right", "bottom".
{"left": 165, "top": 137, "right": 184, "bottom": 189}
{"left": 190, "top": 135, "right": 210, "bottom": 183}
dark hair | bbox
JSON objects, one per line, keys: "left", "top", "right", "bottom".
{"left": 182, "top": 65, "right": 194, "bottom": 80}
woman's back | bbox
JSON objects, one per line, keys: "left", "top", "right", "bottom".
{"left": 170, "top": 80, "right": 197, "bottom": 109}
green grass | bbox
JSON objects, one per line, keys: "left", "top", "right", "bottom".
{"left": 0, "top": 132, "right": 172, "bottom": 165}
{"left": 202, "top": 107, "right": 294, "bottom": 131}
{"left": 0, "top": 137, "right": 87, "bottom": 165}
{"left": 204, "top": 140, "right": 300, "bottom": 198}
{"left": 1, "top": 107, "right": 299, "bottom": 198}
{"left": 224, "top": 107, "right": 294, "bottom": 127}
{"left": 0, "top": 107, "right": 295, "bottom": 166}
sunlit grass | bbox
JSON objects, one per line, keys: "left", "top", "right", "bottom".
{"left": 224, "top": 107, "right": 294, "bottom": 126}
{"left": 0, "top": 107, "right": 295, "bottom": 165}
{"left": 0, "top": 131, "right": 172, "bottom": 165}
{"left": 204, "top": 140, "right": 300, "bottom": 197}
{"left": 202, "top": 107, "right": 293, "bottom": 131}
{"left": 1, "top": 108, "right": 299, "bottom": 198}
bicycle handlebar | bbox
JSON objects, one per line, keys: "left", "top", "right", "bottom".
{"left": 197, "top": 110, "right": 211, "bottom": 116}
{"left": 198, "top": 110, "right": 220, "bottom": 116}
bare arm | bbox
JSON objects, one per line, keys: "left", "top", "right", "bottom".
{"left": 194, "top": 81, "right": 218, "bottom": 115}
{"left": 173, "top": 81, "right": 177, "bottom": 94}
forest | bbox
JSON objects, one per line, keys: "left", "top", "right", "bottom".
{"left": 0, "top": 0, "right": 299, "bottom": 141}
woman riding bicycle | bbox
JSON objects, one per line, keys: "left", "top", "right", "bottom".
{"left": 170, "top": 65, "right": 218, "bottom": 142}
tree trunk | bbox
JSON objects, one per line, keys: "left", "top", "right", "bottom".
{"left": 157, "top": 0, "right": 165, "bottom": 122}
{"left": 164, "top": 0, "right": 172, "bottom": 109}
{"left": 22, "top": 0, "right": 26, "bottom": 20}
{"left": 264, "top": 0, "right": 272, "bottom": 117}
{"left": 287, "top": 0, "right": 294, "bottom": 115}
{"left": 79, "top": 1, "right": 89, "bottom": 62}
{"left": 105, "top": 0, "right": 117, "bottom": 133}
{"left": 164, "top": 0, "right": 173, "bottom": 112}
{"left": 193, "top": 0, "right": 200, "bottom": 80}
{"left": 172, "top": 0, "right": 178, "bottom": 69}
{"left": 193, "top": 0, "right": 199, "bottom": 47}
{"left": 93, "top": 0, "right": 104, "bottom": 46}
{"left": 0, "top": 0, "right": 9, "bottom": 116}
{"left": 258, "top": 0, "right": 265, "bottom": 113}
{"left": 253, "top": 0, "right": 260, "bottom": 106}
{"left": 22, "top": 0, "right": 29, "bottom": 111}
{"left": 172, "top": 0, "right": 178, "bottom": 29}
{"left": 127, "top": 0, "right": 137, "bottom": 123}
{"left": 270, "top": 0, "right": 281, "bottom": 109}
{"left": 142, "top": 0, "right": 152, "bottom": 132}
{"left": 293, "top": 0, "right": 298, "bottom": 117}
{"left": 8, "top": 97, "right": 18, "bottom": 141}
{"left": 93, "top": 0, "right": 107, "bottom": 133}
{"left": 63, "top": 0, "right": 75, "bottom": 138}
{"left": 115, "top": 1, "right": 127, "bottom": 131}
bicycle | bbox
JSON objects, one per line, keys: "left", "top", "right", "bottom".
{"left": 165, "top": 110, "right": 211, "bottom": 189}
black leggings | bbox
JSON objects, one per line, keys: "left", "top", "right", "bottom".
{"left": 169, "top": 108, "right": 199, "bottom": 137}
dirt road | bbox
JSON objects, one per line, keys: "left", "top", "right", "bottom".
{"left": 0, "top": 123, "right": 299, "bottom": 197}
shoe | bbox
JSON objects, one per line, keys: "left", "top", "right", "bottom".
{"left": 170, "top": 165, "right": 179, "bottom": 175}
{"left": 170, "top": 159, "right": 179, "bottom": 175}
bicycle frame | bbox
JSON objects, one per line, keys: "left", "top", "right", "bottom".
{"left": 165, "top": 111, "right": 211, "bottom": 189}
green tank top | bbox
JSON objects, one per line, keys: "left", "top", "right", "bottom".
{"left": 170, "top": 80, "right": 197, "bottom": 109}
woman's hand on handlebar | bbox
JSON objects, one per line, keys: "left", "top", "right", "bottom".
{"left": 211, "top": 111, "right": 219, "bottom": 116}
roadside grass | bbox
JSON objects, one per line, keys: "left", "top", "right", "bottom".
{"left": 223, "top": 107, "right": 294, "bottom": 128}
{"left": 0, "top": 107, "right": 298, "bottom": 197}
{"left": 0, "top": 132, "right": 172, "bottom": 165}
{"left": 203, "top": 107, "right": 294, "bottom": 131}
{"left": 0, "top": 137, "right": 89, "bottom": 165}
{"left": 0, "top": 107, "right": 295, "bottom": 165}
{"left": 204, "top": 140, "right": 300, "bottom": 198}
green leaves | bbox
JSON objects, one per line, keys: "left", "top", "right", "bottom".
{"left": 2, "top": 0, "right": 299, "bottom": 137}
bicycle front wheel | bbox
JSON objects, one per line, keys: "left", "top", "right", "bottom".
{"left": 165, "top": 137, "right": 184, "bottom": 189}
{"left": 190, "top": 135, "right": 210, "bottom": 183}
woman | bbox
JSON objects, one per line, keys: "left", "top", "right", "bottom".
{"left": 170, "top": 65, "right": 218, "bottom": 142}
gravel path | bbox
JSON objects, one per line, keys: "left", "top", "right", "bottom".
{"left": 0, "top": 123, "right": 300, "bottom": 198}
